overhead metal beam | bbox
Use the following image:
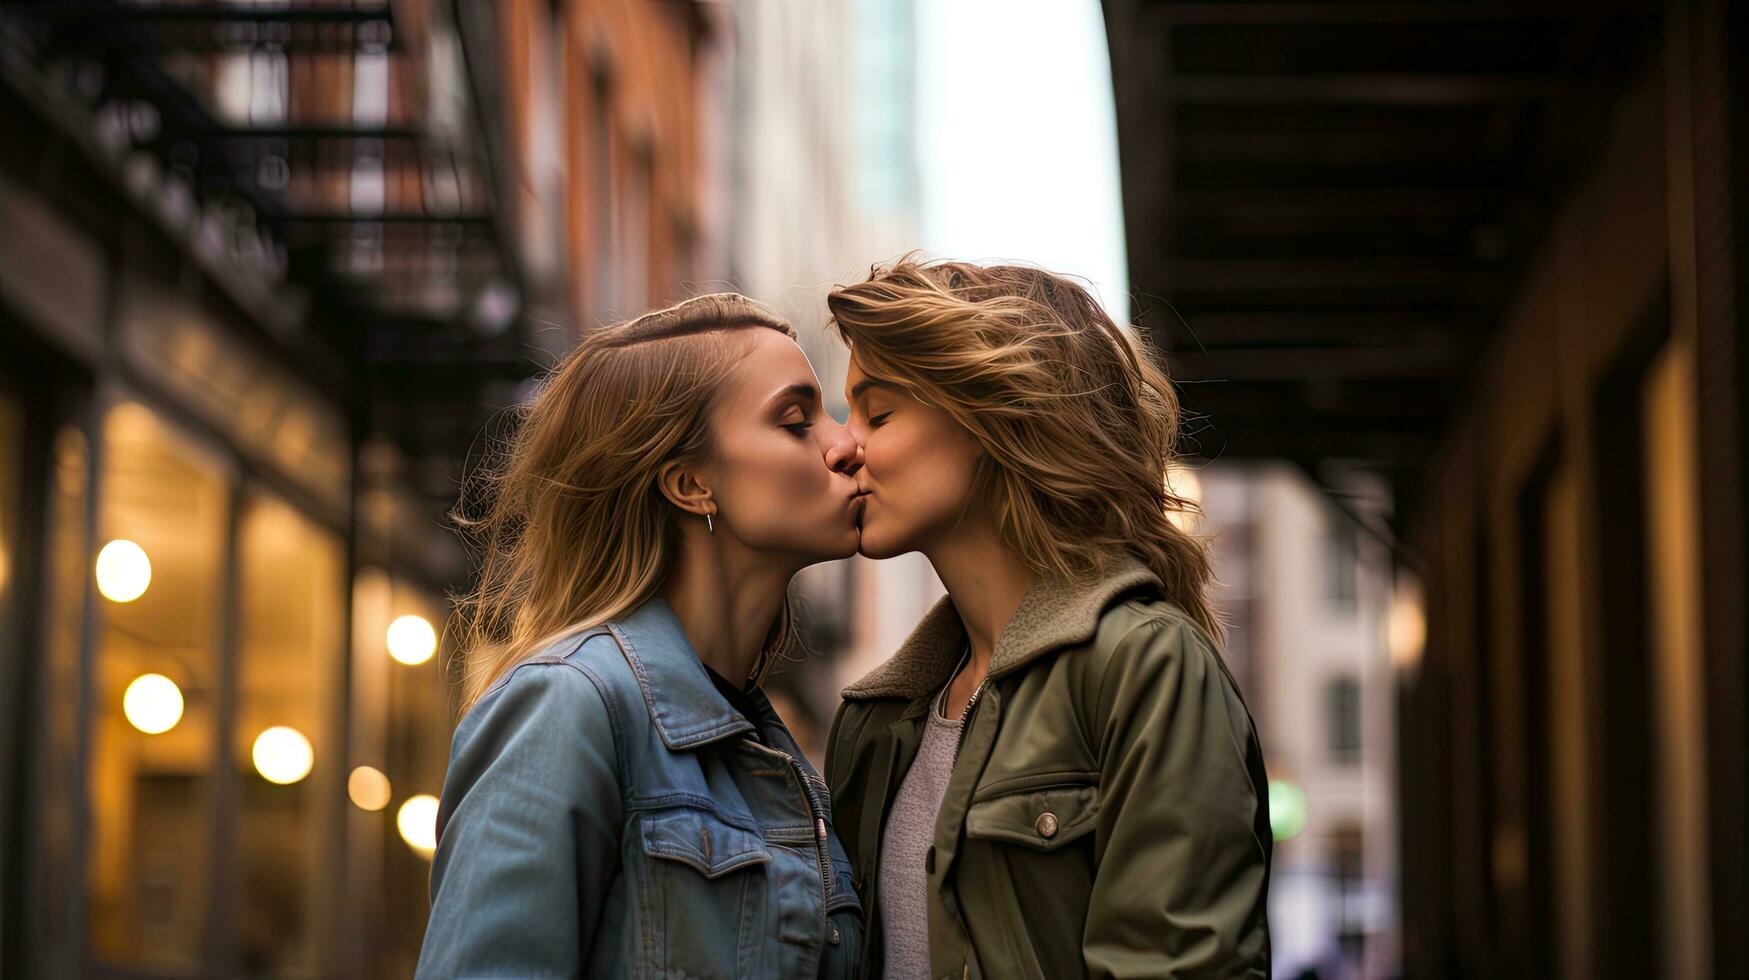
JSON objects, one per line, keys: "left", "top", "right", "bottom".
{"left": 267, "top": 212, "right": 494, "bottom": 227}
{"left": 1151, "top": 2, "right": 1605, "bottom": 27}
{"left": 1175, "top": 378, "right": 1454, "bottom": 420}
{"left": 1164, "top": 257, "right": 1501, "bottom": 292}
{"left": 1170, "top": 186, "right": 1501, "bottom": 218}
{"left": 1157, "top": 310, "right": 1484, "bottom": 347}
{"left": 1166, "top": 344, "right": 1470, "bottom": 382}
{"left": 34, "top": 3, "right": 394, "bottom": 26}
{"left": 1166, "top": 73, "right": 1567, "bottom": 106}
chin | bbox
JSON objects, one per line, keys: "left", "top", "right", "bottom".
{"left": 808, "top": 522, "right": 862, "bottom": 562}
{"left": 826, "top": 530, "right": 861, "bottom": 560}
{"left": 855, "top": 526, "right": 911, "bottom": 561}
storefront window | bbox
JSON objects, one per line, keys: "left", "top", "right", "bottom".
{"left": 88, "top": 402, "right": 228, "bottom": 972}
{"left": 234, "top": 492, "right": 345, "bottom": 978}
{"left": 345, "top": 565, "right": 449, "bottom": 978}
{"left": 346, "top": 566, "right": 450, "bottom": 978}
{"left": 0, "top": 387, "right": 20, "bottom": 934}
{"left": 0, "top": 386, "right": 16, "bottom": 627}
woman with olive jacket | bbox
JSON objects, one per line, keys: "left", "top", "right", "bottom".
{"left": 823, "top": 259, "right": 1272, "bottom": 979}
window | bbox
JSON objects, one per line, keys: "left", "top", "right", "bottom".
{"left": 347, "top": 566, "right": 449, "bottom": 979}
{"left": 1329, "top": 821, "right": 1368, "bottom": 947}
{"left": 590, "top": 76, "right": 618, "bottom": 325}
{"left": 88, "top": 402, "right": 228, "bottom": 972}
{"left": 1326, "top": 674, "right": 1362, "bottom": 766}
{"left": 0, "top": 386, "right": 20, "bottom": 918}
{"left": 1218, "top": 596, "right": 1256, "bottom": 702}
{"left": 622, "top": 145, "right": 652, "bottom": 311}
{"left": 0, "top": 383, "right": 20, "bottom": 714}
{"left": 235, "top": 493, "right": 345, "bottom": 977}
{"left": 1324, "top": 516, "right": 1359, "bottom": 614}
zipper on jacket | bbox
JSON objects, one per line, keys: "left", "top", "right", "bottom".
{"left": 948, "top": 673, "right": 989, "bottom": 980}
{"left": 779, "top": 751, "right": 841, "bottom": 947}
{"left": 950, "top": 677, "right": 990, "bottom": 766}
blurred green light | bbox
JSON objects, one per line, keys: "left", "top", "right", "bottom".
{"left": 1269, "top": 779, "right": 1308, "bottom": 842}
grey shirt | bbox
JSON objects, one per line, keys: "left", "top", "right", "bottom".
{"left": 879, "top": 695, "right": 964, "bottom": 979}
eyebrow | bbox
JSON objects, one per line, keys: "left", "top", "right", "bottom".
{"left": 765, "top": 382, "right": 819, "bottom": 410}
{"left": 849, "top": 378, "right": 903, "bottom": 400}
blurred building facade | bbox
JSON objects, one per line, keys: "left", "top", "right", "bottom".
{"left": 8, "top": 4, "right": 1744, "bottom": 980}
{"left": 485, "top": 0, "right": 725, "bottom": 334}
{"left": 1103, "top": 1, "right": 1747, "bottom": 977}
{"left": 1397, "top": 11, "right": 1748, "bottom": 978}
{"left": 1197, "top": 465, "right": 1399, "bottom": 979}
{"left": 0, "top": 1, "right": 729, "bottom": 977}
{"left": 723, "top": 0, "right": 936, "bottom": 761}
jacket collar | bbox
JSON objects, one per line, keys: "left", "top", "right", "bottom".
{"left": 841, "top": 556, "right": 1161, "bottom": 701}
{"left": 609, "top": 596, "right": 757, "bottom": 750}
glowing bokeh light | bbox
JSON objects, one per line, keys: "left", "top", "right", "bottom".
{"left": 386, "top": 614, "right": 437, "bottom": 666}
{"left": 348, "top": 765, "right": 392, "bottom": 812}
{"left": 1269, "top": 779, "right": 1309, "bottom": 842}
{"left": 1389, "top": 575, "right": 1427, "bottom": 670}
{"left": 252, "top": 726, "right": 314, "bottom": 784}
{"left": 398, "top": 794, "right": 440, "bottom": 858}
{"left": 96, "top": 539, "right": 152, "bottom": 603}
{"left": 1166, "top": 466, "right": 1204, "bottom": 531}
{"left": 123, "top": 673, "right": 184, "bottom": 734}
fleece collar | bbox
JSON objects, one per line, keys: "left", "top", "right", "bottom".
{"left": 841, "top": 556, "right": 1160, "bottom": 701}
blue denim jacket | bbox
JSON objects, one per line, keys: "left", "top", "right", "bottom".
{"left": 417, "top": 598, "right": 864, "bottom": 978}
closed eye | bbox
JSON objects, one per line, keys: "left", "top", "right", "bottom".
{"left": 868, "top": 412, "right": 892, "bottom": 428}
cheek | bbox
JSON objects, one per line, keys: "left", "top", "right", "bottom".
{"left": 867, "top": 422, "right": 977, "bottom": 512}
{"left": 722, "top": 436, "right": 832, "bottom": 511}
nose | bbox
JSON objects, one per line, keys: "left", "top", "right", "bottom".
{"left": 821, "top": 417, "right": 863, "bottom": 476}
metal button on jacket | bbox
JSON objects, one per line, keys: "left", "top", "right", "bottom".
{"left": 1035, "top": 811, "right": 1059, "bottom": 838}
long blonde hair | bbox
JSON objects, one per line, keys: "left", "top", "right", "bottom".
{"left": 451, "top": 293, "right": 799, "bottom": 714}
{"left": 827, "top": 257, "right": 1224, "bottom": 644}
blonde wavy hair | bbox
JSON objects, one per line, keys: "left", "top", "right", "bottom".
{"left": 450, "top": 293, "right": 799, "bottom": 714}
{"left": 827, "top": 257, "right": 1224, "bottom": 644}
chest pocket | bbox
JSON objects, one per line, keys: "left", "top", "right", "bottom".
{"left": 961, "top": 782, "right": 1101, "bottom": 980}
{"left": 964, "top": 782, "right": 1099, "bottom": 852}
{"left": 640, "top": 806, "right": 771, "bottom": 876}
{"left": 633, "top": 806, "right": 771, "bottom": 978}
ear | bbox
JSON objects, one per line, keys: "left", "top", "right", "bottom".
{"left": 656, "top": 459, "right": 715, "bottom": 519}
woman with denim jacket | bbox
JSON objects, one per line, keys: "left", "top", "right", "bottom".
{"left": 416, "top": 294, "right": 868, "bottom": 979}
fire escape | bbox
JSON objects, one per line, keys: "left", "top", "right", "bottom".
{"left": 1, "top": 0, "right": 529, "bottom": 528}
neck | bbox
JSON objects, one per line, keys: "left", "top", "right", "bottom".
{"left": 925, "top": 519, "right": 1039, "bottom": 675}
{"left": 661, "top": 524, "right": 797, "bottom": 689}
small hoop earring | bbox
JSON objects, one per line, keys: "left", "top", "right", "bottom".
{"left": 706, "top": 512, "right": 714, "bottom": 534}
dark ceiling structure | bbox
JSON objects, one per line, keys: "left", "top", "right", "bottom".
{"left": 2, "top": 0, "right": 529, "bottom": 528}
{"left": 1103, "top": 1, "right": 1662, "bottom": 522}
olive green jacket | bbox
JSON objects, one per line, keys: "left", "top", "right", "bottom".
{"left": 825, "top": 560, "right": 1271, "bottom": 979}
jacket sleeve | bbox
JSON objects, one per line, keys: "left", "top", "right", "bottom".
{"left": 416, "top": 661, "right": 624, "bottom": 979}
{"left": 1083, "top": 617, "right": 1271, "bottom": 979}
{"left": 823, "top": 699, "right": 868, "bottom": 869}
{"left": 824, "top": 700, "right": 847, "bottom": 793}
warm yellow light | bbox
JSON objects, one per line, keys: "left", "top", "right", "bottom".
{"left": 397, "top": 794, "right": 440, "bottom": 858}
{"left": 252, "top": 726, "right": 314, "bottom": 784}
{"left": 348, "top": 765, "right": 392, "bottom": 812}
{"left": 96, "top": 539, "right": 152, "bottom": 602}
{"left": 123, "top": 673, "right": 184, "bottom": 734}
{"left": 386, "top": 614, "right": 437, "bottom": 666}
{"left": 1166, "top": 465, "right": 1203, "bottom": 506}
{"left": 1389, "top": 574, "right": 1426, "bottom": 670}
{"left": 1166, "top": 466, "right": 1204, "bottom": 531}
